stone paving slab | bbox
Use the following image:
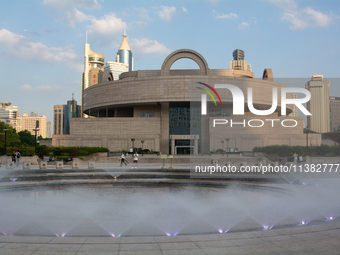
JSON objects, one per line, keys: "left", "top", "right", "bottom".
{"left": 0, "top": 221, "right": 339, "bottom": 254}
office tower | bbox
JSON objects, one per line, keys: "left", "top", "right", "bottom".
{"left": 116, "top": 30, "right": 133, "bottom": 72}
{"left": 305, "top": 75, "right": 330, "bottom": 133}
{"left": 46, "top": 121, "right": 51, "bottom": 138}
{"left": 81, "top": 33, "right": 105, "bottom": 118}
{"left": 0, "top": 102, "right": 20, "bottom": 128}
{"left": 288, "top": 94, "right": 298, "bottom": 117}
{"left": 54, "top": 96, "right": 81, "bottom": 135}
{"left": 330, "top": 97, "right": 340, "bottom": 132}
{"left": 230, "top": 49, "right": 251, "bottom": 71}
{"left": 103, "top": 61, "right": 129, "bottom": 81}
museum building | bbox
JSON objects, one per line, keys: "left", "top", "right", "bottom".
{"left": 53, "top": 48, "right": 321, "bottom": 154}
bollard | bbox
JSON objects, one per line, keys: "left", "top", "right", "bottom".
{"left": 88, "top": 161, "right": 95, "bottom": 169}
{"left": 23, "top": 161, "right": 31, "bottom": 169}
{"left": 39, "top": 161, "right": 47, "bottom": 170}
{"left": 161, "top": 154, "right": 167, "bottom": 169}
{"left": 56, "top": 161, "right": 63, "bottom": 170}
{"left": 72, "top": 161, "right": 79, "bottom": 169}
{"left": 6, "top": 162, "right": 15, "bottom": 169}
{"left": 168, "top": 155, "right": 173, "bottom": 169}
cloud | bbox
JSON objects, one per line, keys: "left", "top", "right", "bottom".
{"left": 42, "top": 0, "right": 101, "bottom": 11}
{"left": 158, "top": 6, "right": 176, "bottom": 21}
{"left": 216, "top": 12, "right": 238, "bottom": 19}
{"left": 23, "top": 29, "right": 41, "bottom": 37}
{"left": 21, "top": 84, "right": 34, "bottom": 91}
{"left": 130, "top": 38, "right": 171, "bottom": 56}
{"left": 239, "top": 22, "right": 249, "bottom": 29}
{"left": 0, "top": 28, "right": 81, "bottom": 71}
{"left": 87, "top": 13, "right": 126, "bottom": 35}
{"left": 209, "top": 0, "right": 220, "bottom": 6}
{"left": 62, "top": 8, "right": 90, "bottom": 28}
{"left": 181, "top": 7, "right": 188, "bottom": 13}
{"left": 19, "top": 84, "right": 63, "bottom": 91}
{"left": 268, "top": 0, "right": 335, "bottom": 30}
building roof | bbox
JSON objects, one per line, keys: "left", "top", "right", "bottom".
{"left": 118, "top": 32, "right": 131, "bottom": 51}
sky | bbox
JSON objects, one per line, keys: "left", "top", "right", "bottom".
{"left": 0, "top": 0, "right": 340, "bottom": 124}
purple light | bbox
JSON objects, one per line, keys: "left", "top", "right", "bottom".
{"left": 61, "top": 233, "right": 66, "bottom": 237}
{"left": 218, "top": 229, "right": 223, "bottom": 234}
{"left": 165, "top": 233, "right": 171, "bottom": 236}
{"left": 326, "top": 216, "right": 334, "bottom": 221}
{"left": 224, "top": 229, "right": 230, "bottom": 233}
{"left": 263, "top": 225, "right": 269, "bottom": 230}
{"left": 10, "top": 178, "right": 17, "bottom": 182}
{"left": 173, "top": 232, "right": 178, "bottom": 236}
{"left": 1, "top": 232, "right": 7, "bottom": 236}
{"left": 55, "top": 234, "right": 59, "bottom": 237}
{"left": 299, "top": 220, "right": 309, "bottom": 226}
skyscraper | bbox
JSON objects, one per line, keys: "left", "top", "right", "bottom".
{"left": 81, "top": 33, "right": 105, "bottom": 118}
{"left": 330, "top": 97, "right": 340, "bottom": 132}
{"left": 103, "top": 61, "right": 129, "bottom": 81}
{"left": 46, "top": 121, "right": 51, "bottom": 138}
{"left": 54, "top": 96, "right": 81, "bottom": 135}
{"left": 288, "top": 94, "right": 298, "bottom": 117}
{"left": 116, "top": 30, "right": 133, "bottom": 72}
{"left": 306, "top": 75, "right": 330, "bottom": 133}
{"left": 230, "top": 49, "right": 251, "bottom": 72}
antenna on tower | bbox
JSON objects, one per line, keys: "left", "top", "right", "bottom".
{"left": 72, "top": 87, "right": 74, "bottom": 101}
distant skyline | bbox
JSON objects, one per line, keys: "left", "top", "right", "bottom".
{"left": 1, "top": 0, "right": 340, "bottom": 123}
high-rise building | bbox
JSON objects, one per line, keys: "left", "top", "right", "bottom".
{"left": 0, "top": 102, "right": 20, "bottom": 128}
{"left": 104, "top": 61, "right": 129, "bottom": 81}
{"left": 288, "top": 94, "right": 298, "bottom": 117}
{"left": 230, "top": 49, "right": 251, "bottom": 72}
{"left": 306, "top": 75, "right": 330, "bottom": 133}
{"left": 19, "top": 114, "right": 47, "bottom": 138}
{"left": 46, "top": 121, "right": 51, "bottom": 138}
{"left": 81, "top": 34, "right": 105, "bottom": 118}
{"left": 116, "top": 31, "right": 133, "bottom": 72}
{"left": 54, "top": 96, "right": 81, "bottom": 135}
{"left": 330, "top": 97, "right": 340, "bottom": 132}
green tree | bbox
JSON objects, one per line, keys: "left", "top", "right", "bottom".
{"left": 18, "top": 130, "right": 35, "bottom": 146}
{"left": 0, "top": 122, "right": 21, "bottom": 154}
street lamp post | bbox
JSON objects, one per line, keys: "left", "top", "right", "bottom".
{"left": 33, "top": 128, "right": 39, "bottom": 155}
{"left": 221, "top": 140, "right": 224, "bottom": 156}
{"left": 2, "top": 129, "right": 9, "bottom": 155}
{"left": 131, "top": 138, "right": 135, "bottom": 152}
{"left": 304, "top": 126, "right": 310, "bottom": 156}
{"left": 226, "top": 138, "right": 229, "bottom": 157}
{"left": 141, "top": 141, "right": 144, "bottom": 156}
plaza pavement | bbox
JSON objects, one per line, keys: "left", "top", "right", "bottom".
{"left": 0, "top": 163, "right": 340, "bottom": 254}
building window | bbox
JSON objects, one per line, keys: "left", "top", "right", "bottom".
{"left": 141, "top": 113, "right": 155, "bottom": 117}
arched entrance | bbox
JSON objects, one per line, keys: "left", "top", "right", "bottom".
{"left": 161, "top": 49, "right": 209, "bottom": 76}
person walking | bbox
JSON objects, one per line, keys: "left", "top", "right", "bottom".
{"left": 11, "top": 151, "right": 16, "bottom": 163}
{"left": 293, "top": 152, "right": 298, "bottom": 165}
{"left": 121, "top": 152, "right": 127, "bottom": 166}
{"left": 15, "top": 150, "right": 21, "bottom": 166}
{"left": 299, "top": 155, "right": 303, "bottom": 165}
{"left": 132, "top": 151, "right": 138, "bottom": 169}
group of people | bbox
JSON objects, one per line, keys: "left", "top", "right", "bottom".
{"left": 293, "top": 153, "right": 303, "bottom": 165}
{"left": 121, "top": 151, "right": 139, "bottom": 168}
{"left": 11, "top": 150, "right": 21, "bottom": 166}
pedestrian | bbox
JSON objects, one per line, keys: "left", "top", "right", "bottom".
{"left": 132, "top": 151, "right": 138, "bottom": 169}
{"left": 11, "top": 151, "right": 16, "bottom": 163}
{"left": 299, "top": 155, "right": 303, "bottom": 164}
{"left": 15, "top": 150, "right": 21, "bottom": 166}
{"left": 121, "top": 152, "right": 127, "bottom": 166}
{"left": 293, "top": 152, "right": 298, "bottom": 165}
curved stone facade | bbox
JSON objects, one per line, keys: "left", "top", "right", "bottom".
{"left": 54, "top": 49, "right": 321, "bottom": 153}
